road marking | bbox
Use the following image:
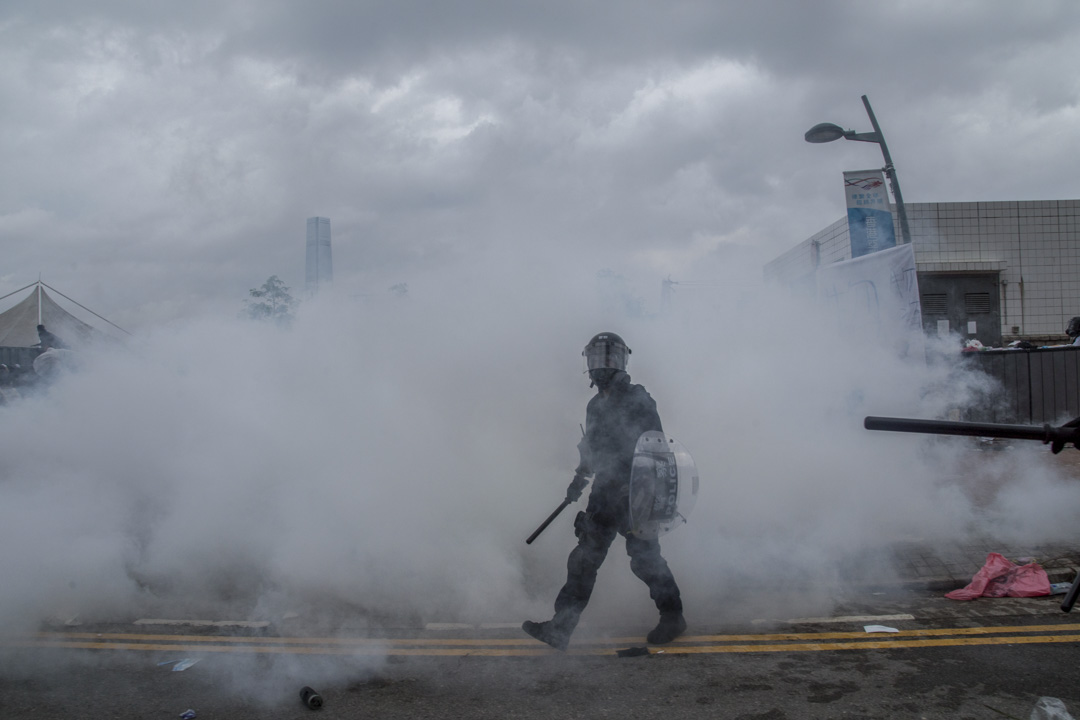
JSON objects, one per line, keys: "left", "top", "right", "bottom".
{"left": 7, "top": 634, "right": 1080, "bottom": 657}
{"left": 753, "top": 614, "right": 916, "bottom": 625}
{"left": 426, "top": 623, "right": 538, "bottom": 630}
{"left": 134, "top": 619, "right": 272, "bottom": 629}
{"left": 656, "top": 635, "right": 1080, "bottom": 655}
{"left": 34, "top": 632, "right": 535, "bottom": 647}
{"left": 34, "top": 623, "right": 1080, "bottom": 646}
{"left": 6, "top": 623, "right": 1080, "bottom": 658}
{"left": 683, "top": 624, "right": 1080, "bottom": 642}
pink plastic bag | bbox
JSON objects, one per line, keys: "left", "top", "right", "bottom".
{"left": 945, "top": 552, "right": 1051, "bottom": 601}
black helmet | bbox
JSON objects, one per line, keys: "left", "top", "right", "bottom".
{"left": 583, "top": 332, "right": 631, "bottom": 372}
{"left": 1067, "top": 317, "right": 1080, "bottom": 339}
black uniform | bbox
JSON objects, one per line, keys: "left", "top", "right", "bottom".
{"left": 551, "top": 370, "right": 682, "bottom": 632}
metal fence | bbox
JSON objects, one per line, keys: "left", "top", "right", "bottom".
{"left": 964, "top": 346, "right": 1080, "bottom": 424}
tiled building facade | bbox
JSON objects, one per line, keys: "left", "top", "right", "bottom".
{"left": 765, "top": 200, "right": 1080, "bottom": 344}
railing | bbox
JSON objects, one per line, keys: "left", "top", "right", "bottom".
{"left": 962, "top": 345, "right": 1080, "bottom": 424}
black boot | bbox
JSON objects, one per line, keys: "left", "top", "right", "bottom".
{"left": 646, "top": 613, "right": 686, "bottom": 644}
{"left": 522, "top": 620, "right": 570, "bottom": 651}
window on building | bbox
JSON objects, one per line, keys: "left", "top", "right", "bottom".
{"left": 922, "top": 294, "right": 947, "bottom": 314}
{"left": 965, "top": 293, "right": 991, "bottom": 314}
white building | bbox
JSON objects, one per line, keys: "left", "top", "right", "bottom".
{"left": 765, "top": 200, "right": 1080, "bottom": 346}
{"left": 305, "top": 217, "right": 333, "bottom": 296}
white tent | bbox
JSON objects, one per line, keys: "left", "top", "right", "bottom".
{"left": 0, "top": 282, "right": 124, "bottom": 349}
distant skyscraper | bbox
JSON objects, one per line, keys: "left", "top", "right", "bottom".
{"left": 305, "top": 217, "right": 333, "bottom": 295}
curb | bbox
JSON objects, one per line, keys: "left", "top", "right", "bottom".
{"left": 882, "top": 565, "right": 1078, "bottom": 594}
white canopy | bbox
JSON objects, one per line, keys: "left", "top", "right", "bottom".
{"left": 0, "top": 284, "right": 116, "bottom": 348}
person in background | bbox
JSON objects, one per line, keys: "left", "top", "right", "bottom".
{"left": 32, "top": 324, "right": 77, "bottom": 383}
{"left": 1066, "top": 317, "right": 1080, "bottom": 346}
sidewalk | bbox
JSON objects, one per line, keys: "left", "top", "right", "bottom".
{"left": 887, "top": 539, "right": 1080, "bottom": 592}
{"left": 871, "top": 442, "right": 1080, "bottom": 592}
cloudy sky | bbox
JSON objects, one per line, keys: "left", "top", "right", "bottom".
{"left": 3, "top": 0, "right": 1080, "bottom": 327}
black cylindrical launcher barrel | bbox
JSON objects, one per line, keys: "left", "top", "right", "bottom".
{"left": 864, "top": 416, "right": 1055, "bottom": 442}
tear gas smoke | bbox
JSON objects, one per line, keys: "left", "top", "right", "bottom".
{"left": 1, "top": 252, "right": 1078, "bottom": 651}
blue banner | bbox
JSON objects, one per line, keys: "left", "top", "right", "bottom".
{"left": 844, "top": 170, "right": 896, "bottom": 258}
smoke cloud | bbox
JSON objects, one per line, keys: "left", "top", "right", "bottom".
{"left": 1, "top": 252, "right": 1079, "bottom": 650}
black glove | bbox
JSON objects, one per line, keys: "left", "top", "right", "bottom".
{"left": 566, "top": 473, "right": 589, "bottom": 502}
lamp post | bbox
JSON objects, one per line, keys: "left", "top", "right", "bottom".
{"left": 805, "top": 95, "right": 911, "bottom": 245}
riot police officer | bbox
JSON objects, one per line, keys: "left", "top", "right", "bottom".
{"left": 523, "top": 332, "right": 685, "bottom": 651}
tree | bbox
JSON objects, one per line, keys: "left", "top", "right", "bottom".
{"left": 244, "top": 275, "right": 298, "bottom": 325}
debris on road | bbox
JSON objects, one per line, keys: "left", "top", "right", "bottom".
{"left": 157, "top": 658, "right": 200, "bottom": 671}
{"left": 863, "top": 625, "right": 899, "bottom": 633}
{"left": 946, "top": 552, "right": 1051, "bottom": 600}
{"left": 300, "top": 686, "right": 324, "bottom": 709}
{"left": 1049, "top": 582, "right": 1072, "bottom": 595}
{"left": 179, "top": 710, "right": 196, "bottom": 720}
{"left": 615, "top": 647, "right": 650, "bottom": 658}
{"left": 1030, "top": 696, "right": 1075, "bottom": 720}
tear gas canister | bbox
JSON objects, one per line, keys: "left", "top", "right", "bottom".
{"left": 300, "top": 686, "right": 323, "bottom": 709}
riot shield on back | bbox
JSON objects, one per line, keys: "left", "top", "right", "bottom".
{"left": 627, "top": 431, "right": 699, "bottom": 539}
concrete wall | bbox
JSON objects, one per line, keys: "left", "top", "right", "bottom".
{"left": 766, "top": 200, "right": 1080, "bottom": 340}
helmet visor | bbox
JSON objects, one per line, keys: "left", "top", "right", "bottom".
{"left": 583, "top": 339, "right": 629, "bottom": 371}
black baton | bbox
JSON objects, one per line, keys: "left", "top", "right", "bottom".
{"left": 526, "top": 499, "right": 571, "bottom": 545}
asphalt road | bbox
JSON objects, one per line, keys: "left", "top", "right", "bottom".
{"left": 2, "top": 589, "right": 1078, "bottom": 720}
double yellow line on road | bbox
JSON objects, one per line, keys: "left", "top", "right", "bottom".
{"left": 6, "top": 624, "right": 1080, "bottom": 657}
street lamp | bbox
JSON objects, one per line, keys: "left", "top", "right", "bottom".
{"left": 805, "top": 95, "right": 911, "bottom": 245}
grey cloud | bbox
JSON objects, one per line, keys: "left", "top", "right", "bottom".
{"left": 1, "top": 1, "right": 1079, "bottom": 323}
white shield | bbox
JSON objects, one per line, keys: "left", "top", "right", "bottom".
{"left": 627, "top": 431, "right": 699, "bottom": 539}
